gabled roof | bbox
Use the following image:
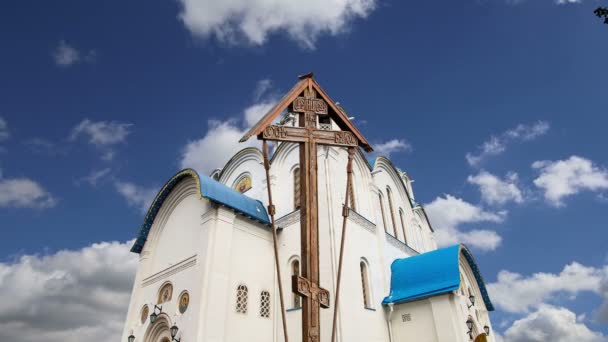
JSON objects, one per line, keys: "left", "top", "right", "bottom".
{"left": 382, "top": 244, "right": 494, "bottom": 311}
{"left": 131, "top": 169, "right": 270, "bottom": 254}
{"left": 239, "top": 73, "right": 373, "bottom": 152}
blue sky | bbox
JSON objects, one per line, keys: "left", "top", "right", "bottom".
{"left": 1, "top": 0, "right": 607, "bottom": 341}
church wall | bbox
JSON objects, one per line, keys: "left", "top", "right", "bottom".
{"left": 223, "top": 215, "right": 276, "bottom": 342}
{"left": 121, "top": 177, "right": 211, "bottom": 342}
{"left": 390, "top": 297, "right": 439, "bottom": 342}
{"left": 456, "top": 259, "right": 495, "bottom": 342}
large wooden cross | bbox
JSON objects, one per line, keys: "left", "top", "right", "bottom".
{"left": 241, "top": 73, "right": 372, "bottom": 342}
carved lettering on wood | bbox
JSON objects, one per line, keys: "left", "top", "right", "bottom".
{"left": 335, "top": 131, "right": 357, "bottom": 146}
{"left": 293, "top": 97, "right": 328, "bottom": 114}
{"left": 262, "top": 126, "right": 287, "bottom": 139}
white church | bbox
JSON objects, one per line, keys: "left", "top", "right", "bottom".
{"left": 120, "top": 75, "right": 496, "bottom": 342}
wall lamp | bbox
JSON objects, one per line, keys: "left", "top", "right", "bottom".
{"left": 127, "top": 334, "right": 135, "bottom": 342}
{"left": 466, "top": 317, "right": 474, "bottom": 340}
{"left": 170, "top": 324, "right": 181, "bottom": 342}
{"left": 467, "top": 294, "right": 475, "bottom": 308}
{"left": 484, "top": 325, "right": 491, "bottom": 336}
{"left": 150, "top": 305, "right": 163, "bottom": 324}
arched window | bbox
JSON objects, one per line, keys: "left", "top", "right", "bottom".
{"left": 360, "top": 260, "right": 372, "bottom": 309}
{"left": 386, "top": 187, "right": 399, "bottom": 239}
{"left": 293, "top": 167, "right": 301, "bottom": 210}
{"left": 157, "top": 282, "right": 173, "bottom": 304}
{"left": 399, "top": 209, "right": 408, "bottom": 245}
{"left": 348, "top": 179, "right": 356, "bottom": 211}
{"left": 378, "top": 193, "right": 388, "bottom": 233}
{"left": 291, "top": 259, "right": 301, "bottom": 308}
{"left": 236, "top": 284, "right": 248, "bottom": 314}
{"left": 260, "top": 291, "right": 271, "bottom": 318}
{"left": 234, "top": 174, "right": 252, "bottom": 193}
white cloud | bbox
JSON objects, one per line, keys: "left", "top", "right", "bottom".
{"left": 468, "top": 171, "right": 523, "bottom": 205}
{"left": 425, "top": 194, "right": 505, "bottom": 251}
{"left": 0, "top": 117, "right": 9, "bottom": 142}
{"left": 70, "top": 119, "right": 133, "bottom": 161}
{"left": 373, "top": 139, "right": 412, "bottom": 157}
{"left": 488, "top": 262, "right": 607, "bottom": 314}
{"left": 78, "top": 168, "right": 112, "bottom": 186}
{"left": 532, "top": 156, "right": 608, "bottom": 206}
{"left": 114, "top": 181, "right": 157, "bottom": 214}
{"left": 466, "top": 121, "right": 549, "bottom": 166}
{"left": 501, "top": 305, "right": 607, "bottom": 342}
{"left": 70, "top": 119, "right": 132, "bottom": 146}
{"left": 180, "top": 80, "right": 277, "bottom": 175}
{"left": 0, "top": 240, "right": 137, "bottom": 342}
{"left": 52, "top": 40, "right": 96, "bottom": 67}
{"left": 177, "top": 0, "right": 377, "bottom": 49}
{"left": 0, "top": 177, "right": 56, "bottom": 208}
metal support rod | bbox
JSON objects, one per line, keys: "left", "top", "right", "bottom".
{"left": 331, "top": 147, "right": 355, "bottom": 342}
{"left": 262, "top": 140, "right": 289, "bottom": 342}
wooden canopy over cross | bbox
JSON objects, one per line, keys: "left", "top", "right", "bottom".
{"left": 240, "top": 73, "right": 372, "bottom": 342}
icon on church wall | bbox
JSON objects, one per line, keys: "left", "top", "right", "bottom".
{"left": 178, "top": 291, "right": 189, "bottom": 314}
{"left": 234, "top": 175, "right": 252, "bottom": 193}
{"left": 140, "top": 305, "right": 149, "bottom": 324}
{"left": 157, "top": 282, "right": 173, "bottom": 304}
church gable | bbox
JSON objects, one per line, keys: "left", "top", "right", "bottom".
{"left": 131, "top": 169, "right": 270, "bottom": 254}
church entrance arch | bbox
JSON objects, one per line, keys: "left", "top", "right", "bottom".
{"left": 143, "top": 313, "right": 172, "bottom": 342}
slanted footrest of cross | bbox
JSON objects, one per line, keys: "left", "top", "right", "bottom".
{"left": 292, "top": 275, "right": 330, "bottom": 309}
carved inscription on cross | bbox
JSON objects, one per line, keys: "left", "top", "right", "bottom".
{"left": 259, "top": 87, "right": 357, "bottom": 342}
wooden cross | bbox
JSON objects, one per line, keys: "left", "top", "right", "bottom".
{"left": 240, "top": 73, "right": 372, "bottom": 342}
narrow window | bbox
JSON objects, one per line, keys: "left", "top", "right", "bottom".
{"left": 294, "top": 167, "right": 301, "bottom": 210}
{"left": 236, "top": 284, "right": 248, "bottom": 314}
{"left": 348, "top": 179, "right": 356, "bottom": 211}
{"left": 260, "top": 291, "right": 271, "bottom": 318}
{"left": 386, "top": 187, "right": 399, "bottom": 239}
{"left": 291, "top": 259, "right": 301, "bottom": 308}
{"left": 399, "top": 209, "right": 408, "bottom": 245}
{"left": 378, "top": 193, "right": 388, "bottom": 233}
{"left": 360, "top": 261, "right": 372, "bottom": 308}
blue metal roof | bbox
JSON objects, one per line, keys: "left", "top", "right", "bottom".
{"left": 382, "top": 244, "right": 494, "bottom": 311}
{"left": 131, "top": 169, "right": 270, "bottom": 253}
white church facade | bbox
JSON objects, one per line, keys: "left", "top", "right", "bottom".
{"left": 120, "top": 76, "right": 496, "bottom": 342}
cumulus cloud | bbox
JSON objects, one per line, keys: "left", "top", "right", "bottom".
{"left": 468, "top": 170, "right": 523, "bottom": 205}
{"left": 114, "top": 181, "right": 157, "bottom": 214}
{"left": 180, "top": 79, "right": 276, "bottom": 175}
{"left": 501, "top": 305, "right": 607, "bottom": 342}
{"left": 424, "top": 194, "right": 505, "bottom": 251}
{"left": 466, "top": 121, "right": 549, "bottom": 166}
{"left": 488, "top": 262, "right": 607, "bottom": 314}
{"left": 532, "top": 156, "right": 608, "bottom": 206}
{"left": 0, "top": 240, "right": 137, "bottom": 342}
{"left": 0, "top": 117, "right": 9, "bottom": 142}
{"left": 0, "top": 177, "right": 56, "bottom": 208}
{"left": 373, "top": 139, "right": 412, "bottom": 157}
{"left": 177, "top": 0, "right": 377, "bottom": 49}
{"left": 52, "top": 40, "right": 96, "bottom": 67}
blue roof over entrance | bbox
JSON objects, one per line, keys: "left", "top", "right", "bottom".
{"left": 382, "top": 244, "right": 494, "bottom": 311}
{"left": 131, "top": 169, "right": 270, "bottom": 254}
